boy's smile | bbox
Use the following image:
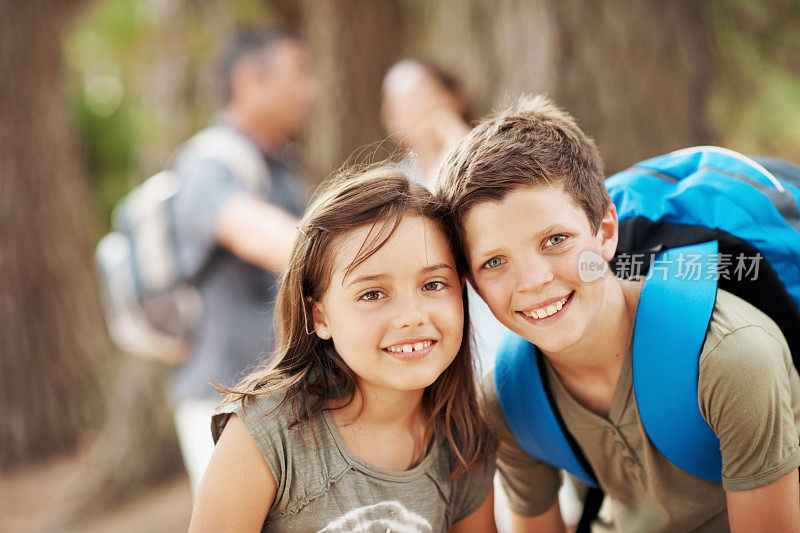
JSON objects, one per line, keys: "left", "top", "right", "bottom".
{"left": 520, "top": 291, "right": 574, "bottom": 322}
{"left": 462, "top": 183, "right": 618, "bottom": 357}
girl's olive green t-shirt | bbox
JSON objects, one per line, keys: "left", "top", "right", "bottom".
{"left": 212, "top": 392, "right": 495, "bottom": 532}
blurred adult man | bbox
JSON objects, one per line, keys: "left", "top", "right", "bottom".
{"left": 170, "top": 29, "right": 317, "bottom": 494}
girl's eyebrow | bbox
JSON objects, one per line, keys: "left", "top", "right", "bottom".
{"left": 421, "top": 263, "right": 455, "bottom": 274}
{"left": 343, "top": 263, "right": 454, "bottom": 288}
{"left": 344, "top": 273, "right": 388, "bottom": 288}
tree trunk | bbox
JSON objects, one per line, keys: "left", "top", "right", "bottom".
{"left": 412, "top": 0, "right": 709, "bottom": 174}
{"left": 300, "top": 0, "right": 406, "bottom": 182}
{"left": 0, "top": 0, "right": 106, "bottom": 468}
{"left": 69, "top": 0, "right": 241, "bottom": 513}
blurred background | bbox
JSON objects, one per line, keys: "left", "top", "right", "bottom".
{"left": 2, "top": 0, "right": 800, "bottom": 531}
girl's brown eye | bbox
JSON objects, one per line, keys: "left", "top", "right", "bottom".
{"left": 359, "top": 290, "right": 383, "bottom": 301}
{"left": 422, "top": 281, "right": 447, "bottom": 291}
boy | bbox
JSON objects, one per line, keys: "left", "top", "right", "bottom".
{"left": 436, "top": 95, "right": 800, "bottom": 531}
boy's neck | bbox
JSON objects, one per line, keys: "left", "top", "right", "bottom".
{"left": 545, "top": 276, "right": 642, "bottom": 417}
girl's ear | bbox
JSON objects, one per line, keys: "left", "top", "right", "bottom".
{"left": 597, "top": 202, "right": 619, "bottom": 262}
{"left": 311, "top": 301, "right": 331, "bottom": 340}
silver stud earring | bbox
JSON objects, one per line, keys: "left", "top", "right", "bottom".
{"left": 320, "top": 330, "right": 329, "bottom": 339}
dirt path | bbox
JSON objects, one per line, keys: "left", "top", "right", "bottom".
{"left": 0, "top": 450, "right": 192, "bottom": 533}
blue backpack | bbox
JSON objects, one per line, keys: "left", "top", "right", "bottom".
{"left": 495, "top": 146, "right": 800, "bottom": 488}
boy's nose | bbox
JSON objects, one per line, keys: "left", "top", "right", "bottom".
{"left": 515, "top": 254, "right": 554, "bottom": 293}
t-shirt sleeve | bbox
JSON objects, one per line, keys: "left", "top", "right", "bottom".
{"left": 698, "top": 325, "right": 800, "bottom": 492}
{"left": 449, "top": 451, "right": 496, "bottom": 523}
{"left": 211, "top": 394, "right": 286, "bottom": 486}
{"left": 171, "top": 158, "right": 249, "bottom": 278}
{"left": 480, "top": 371, "right": 562, "bottom": 516}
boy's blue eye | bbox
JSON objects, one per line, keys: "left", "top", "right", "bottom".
{"left": 483, "top": 257, "right": 503, "bottom": 269}
{"left": 545, "top": 234, "right": 567, "bottom": 247}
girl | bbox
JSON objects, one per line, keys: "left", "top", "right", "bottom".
{"left": 189, "top": 166, "right": 496, "bottom": 532}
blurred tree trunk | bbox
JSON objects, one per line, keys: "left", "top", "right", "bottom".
{"left": 0, "top": 0, "right": 106, "bottom": 468}
{"left": 300, "top": 0, "right": 405, "bottom": 182}
{"left": 72, "top": 0, "right": 243, "bottom": 514}
{"left": 415, "top": 0, "right": 709, "bottom": 174}
{"left": 138, "top": 0, "right": 239, "bottom": 175}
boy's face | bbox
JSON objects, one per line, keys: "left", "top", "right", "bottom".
{"left": 461, "top": 183, "right": 618, "bottom": 356}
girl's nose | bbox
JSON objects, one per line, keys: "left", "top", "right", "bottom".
{"left": 391, "top": 295, "right": 429, "bottom": 329}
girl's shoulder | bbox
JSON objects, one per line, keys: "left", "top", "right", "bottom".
{"left": 211, "top": 388, "right": 290, "bottom": 444}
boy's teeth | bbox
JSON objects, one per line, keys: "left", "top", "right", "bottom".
{"left": 413, "top": 342, "right": 424, "bottom": 351}
{"left": 524, "top": 295, "right": 569, "bottom": 319}
{"left": 402, "top": 345, "right": 413, "bottom": 353}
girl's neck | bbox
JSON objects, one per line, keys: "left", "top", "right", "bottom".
{"left": 329, "top": 385, "right": 431, "bottom": 471}
{"left": 331, "top": 385, "right": 426, "bottom": 429}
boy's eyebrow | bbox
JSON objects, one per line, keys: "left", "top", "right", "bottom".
{"left": 536, "top": 224, "right": 567, "bottom": 238}
{"left": 470, "top": 224, "right": 569, "bottom": 261}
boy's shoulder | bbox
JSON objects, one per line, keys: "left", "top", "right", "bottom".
{"left": 699, "top": 288, "right": 791, "bottom": 375}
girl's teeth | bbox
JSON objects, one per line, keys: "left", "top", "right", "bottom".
{"left": 388, "top": 340, "right": 432, "bottom": 353}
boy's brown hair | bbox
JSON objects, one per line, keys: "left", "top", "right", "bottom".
{"left": 436, "top": 95, "right": 610, "bottom": 255}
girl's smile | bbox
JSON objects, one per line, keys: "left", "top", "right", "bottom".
{"left": 382, "top": 338, "right": 437, "bottom": 360}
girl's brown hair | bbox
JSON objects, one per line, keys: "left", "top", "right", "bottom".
{"left": 219, "top": 165, "right": 494, "bottom": 479}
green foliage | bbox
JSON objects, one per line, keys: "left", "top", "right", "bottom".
{"left": 708, "top": 0, "right": 800, "bottom": 161}
{"left": 64, "top": 0, "right": 268, "bottom": 236}
{"left": 65, "top": 0, "right": 150, "bottom": 235}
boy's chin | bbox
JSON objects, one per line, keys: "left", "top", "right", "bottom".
{"left": 515, "top": 327, "right": 582, "bottom": 356}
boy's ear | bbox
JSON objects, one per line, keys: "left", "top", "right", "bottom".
{"left": 311, "top": 301, "right": 331, "bottom": 339}
{"left": 597, "top": 202, "right": 619, "bottom": 262}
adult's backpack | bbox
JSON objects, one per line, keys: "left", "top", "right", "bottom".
{"left": 495, "top": 146, "right": 800, "bottom": 491}
{"left": 95, "top": 126, "right": 270, "bottom": 364}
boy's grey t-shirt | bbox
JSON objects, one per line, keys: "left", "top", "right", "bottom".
{"left": 212, "top": 391, "right": 495, "bottom": 532}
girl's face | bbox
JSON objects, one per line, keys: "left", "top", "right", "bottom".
{"left": 312, "top": 215, "right": 464, "bottom": 395}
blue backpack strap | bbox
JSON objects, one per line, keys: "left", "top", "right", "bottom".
{"left": 495, "top": 333, "right": 598, "bottom": 488}
{"left": 632, "top": 240, "right": 722, "bottom": 482}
